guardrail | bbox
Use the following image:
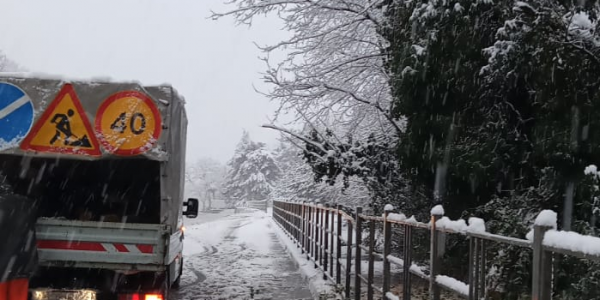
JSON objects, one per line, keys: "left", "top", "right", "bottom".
{"left": 272, "top": 201, "right": 600, "bottom": 300}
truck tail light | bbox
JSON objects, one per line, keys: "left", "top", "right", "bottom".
{"left": 118, "top": 294, "right": 164, "bottom": 300}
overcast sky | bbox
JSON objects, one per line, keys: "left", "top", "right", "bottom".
{"left": 0, "top": 0, "right": 288, "bottom": 163}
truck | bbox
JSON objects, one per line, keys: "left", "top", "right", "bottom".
{"left": 0, "top": 75, "right": 199, "bottom": 300}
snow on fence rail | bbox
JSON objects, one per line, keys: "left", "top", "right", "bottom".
{"left": 272, "top": 201, "right": 600, "bottom": 300}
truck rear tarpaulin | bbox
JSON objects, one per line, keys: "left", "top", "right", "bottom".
{"left": 0, "top": 75, "right": 188, "bottom": 232}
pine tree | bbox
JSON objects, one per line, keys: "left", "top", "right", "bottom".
{"left": 271, "top": 138, "right": 370, "bottom": 207}
{"left": 223, "top": 132, "right": 280, "bottom": 203}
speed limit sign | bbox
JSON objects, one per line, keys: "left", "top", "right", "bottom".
{"left": 95, "top": 91, "right": 162, "bottom": 156}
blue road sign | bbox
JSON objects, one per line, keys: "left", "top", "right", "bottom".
{"left": 0, "top": 82, "right": 34, "bottom": 150}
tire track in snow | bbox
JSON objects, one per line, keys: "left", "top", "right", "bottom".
{"left": 175, "top": 212, "right": 312, "bottom": 300}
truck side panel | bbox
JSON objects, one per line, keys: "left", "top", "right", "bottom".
{"left": 146, "top": 86, "right": 188, "bottom": 236}
{"left": 36, "top": 219, "right": 168, "bottom": 270}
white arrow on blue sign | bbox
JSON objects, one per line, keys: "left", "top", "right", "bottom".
{"left": 0, "top": 82, "right": 34, "bottom": 150}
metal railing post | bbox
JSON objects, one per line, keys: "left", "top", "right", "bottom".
{"left": 532, "top": 224, "right": 552, "bottom": 300}
{"left": 403, "top": 224, "right": 412, "bottom": 300}
{"left": 474, "top": 238, "right": 480, "bottom": 300}
{"left": 323, "top": 204, "right": 330, "bottom": 279}
{"left": 383, "top": 208, "right": 392, "bottom": 294}
{"left": 308, "top": 205, "right": 313, "bottom": 260}
{"left": 468, "top": 237, "right": 475, "bottom": 300}
{"left": 315, "top": 205, "right": 320, "bottom": 268}
{"left": 301, "top": 202, "right": 306, "bottom": 254}
{"left": 336, "top": 204, "right": 343, "bottom": 285}
{"left": 480, "top": 239, "right": 486, "bottom": 298}
{"left": 367, "top": 220, "right": 375, "bottom": 300}
{"left": 330, "top": 206, "right": 335, "bottom": 279}
{"left": 430, "top": 210, "right": 443, "bottom": 300}
{"left": 296, "top": 203, "right": 301, "bottom": 244}
{"left": 354, "top": 207, "right": 363, "bottom": 300}
{"left": 345, "top": 220, "right": 353, "bottom": 299}
{"left": 292, "top": 203, "right": 297, "bottom": 242}
{"left": 284, "top": 202, "right": 288, "bottom": 234}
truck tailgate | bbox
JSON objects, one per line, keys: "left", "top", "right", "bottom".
{"left": 36, "top": 219, "right": 169, "bottom": 271}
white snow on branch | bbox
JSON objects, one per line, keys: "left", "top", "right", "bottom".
{"left": 585, "top": 164, "right": 598, "bottom": 176}
{"left": 453, "top": 3, "right": 464, "bottom": 13}
{"left": 216, "top": 0, "right": 398, "bottom": 144}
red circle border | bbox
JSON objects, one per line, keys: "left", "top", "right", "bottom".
{"left": 95, "top": 90, "right": 162, "bottom": 156}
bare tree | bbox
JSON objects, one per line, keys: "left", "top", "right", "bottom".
{"left": 0, "top": 51, "right": 23, "bottom": 72}
{"left": 213, "top": 0, "right": 401, "bottom": 140}
{"left": 185, "top": 158, "right": 226, "bottom": 210}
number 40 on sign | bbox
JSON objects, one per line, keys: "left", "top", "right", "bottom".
{"left": 95, "top": 91, "right": 162, "bottom": 156}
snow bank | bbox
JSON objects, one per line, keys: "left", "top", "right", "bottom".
{"left": 535, "top": 210, "right": 557, "bottom": 228}
{"left": 384, "top": 204, "right": 394, "bottom": 212}
{"left": 235, "top": 216, "right": 273, "bottom": 254}
{"left": 435, "top": 275, "right": 469, "bottom": 296}
{"left": 544, "top": 230, "right": 600, "bottom": 256}
{"left": 467, "top": 217, "right": 486, "bottom": 233}
{"left": 436, "top": 217, "right": 467, "bottom": 233}
{"left": 270, "top": 218, "right": 338, "bottom": 298}
{"left": 431, "top": 205, "right": 445, "bottom": 215}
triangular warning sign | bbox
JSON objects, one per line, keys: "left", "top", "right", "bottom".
{"left": 20, "top": 84, "right": 101, "bottom": 156}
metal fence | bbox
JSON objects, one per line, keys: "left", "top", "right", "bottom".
{"left": 236, "top": 200, "right": 269, "bottom": 213}
{"left": 272, "top": 200, "right": 600, "bottom": 300}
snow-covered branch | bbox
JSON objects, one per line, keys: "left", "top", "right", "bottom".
{"left": 216, "top": 0, "right": 396, "bottom": 142}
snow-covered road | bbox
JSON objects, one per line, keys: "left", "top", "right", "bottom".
{"left": 171, "top": 209, "right": 314, "bottom": 300}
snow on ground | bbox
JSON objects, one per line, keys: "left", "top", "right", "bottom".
{"left": 269, "top": 215, "right": 339, "bottom": 298}
{"left": 172, "top": 208, "right": 314, "bottom": 300}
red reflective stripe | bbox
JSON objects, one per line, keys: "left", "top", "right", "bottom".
{"left": 37, "top": 240, "right": 106, "bottom": 251}
{"left": 136, "top": 245, "right": 153, "bottom": 254}
{"left": 114, "top": 243, "right": 129, "bottom": 252}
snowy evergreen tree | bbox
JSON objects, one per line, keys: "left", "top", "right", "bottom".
{"left": 271, "top": 137, "right": 370, "bottom": 207}
{"left": 223, "top": 132, "right": 280, "bottom": 203}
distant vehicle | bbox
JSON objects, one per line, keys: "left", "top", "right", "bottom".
{"left": 0, "top": 75, "right": 199, "bottom": 300}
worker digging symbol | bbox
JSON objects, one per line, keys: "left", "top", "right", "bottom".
{"left": 20, "top": 84, "right": 102, "bottom": 156}
{"left": 49, "top": 109, "right": 92, "bottom": 148}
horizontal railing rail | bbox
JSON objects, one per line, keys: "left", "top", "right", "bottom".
{"left": 272, "top": 201, "right": 595, "bottom": 300}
